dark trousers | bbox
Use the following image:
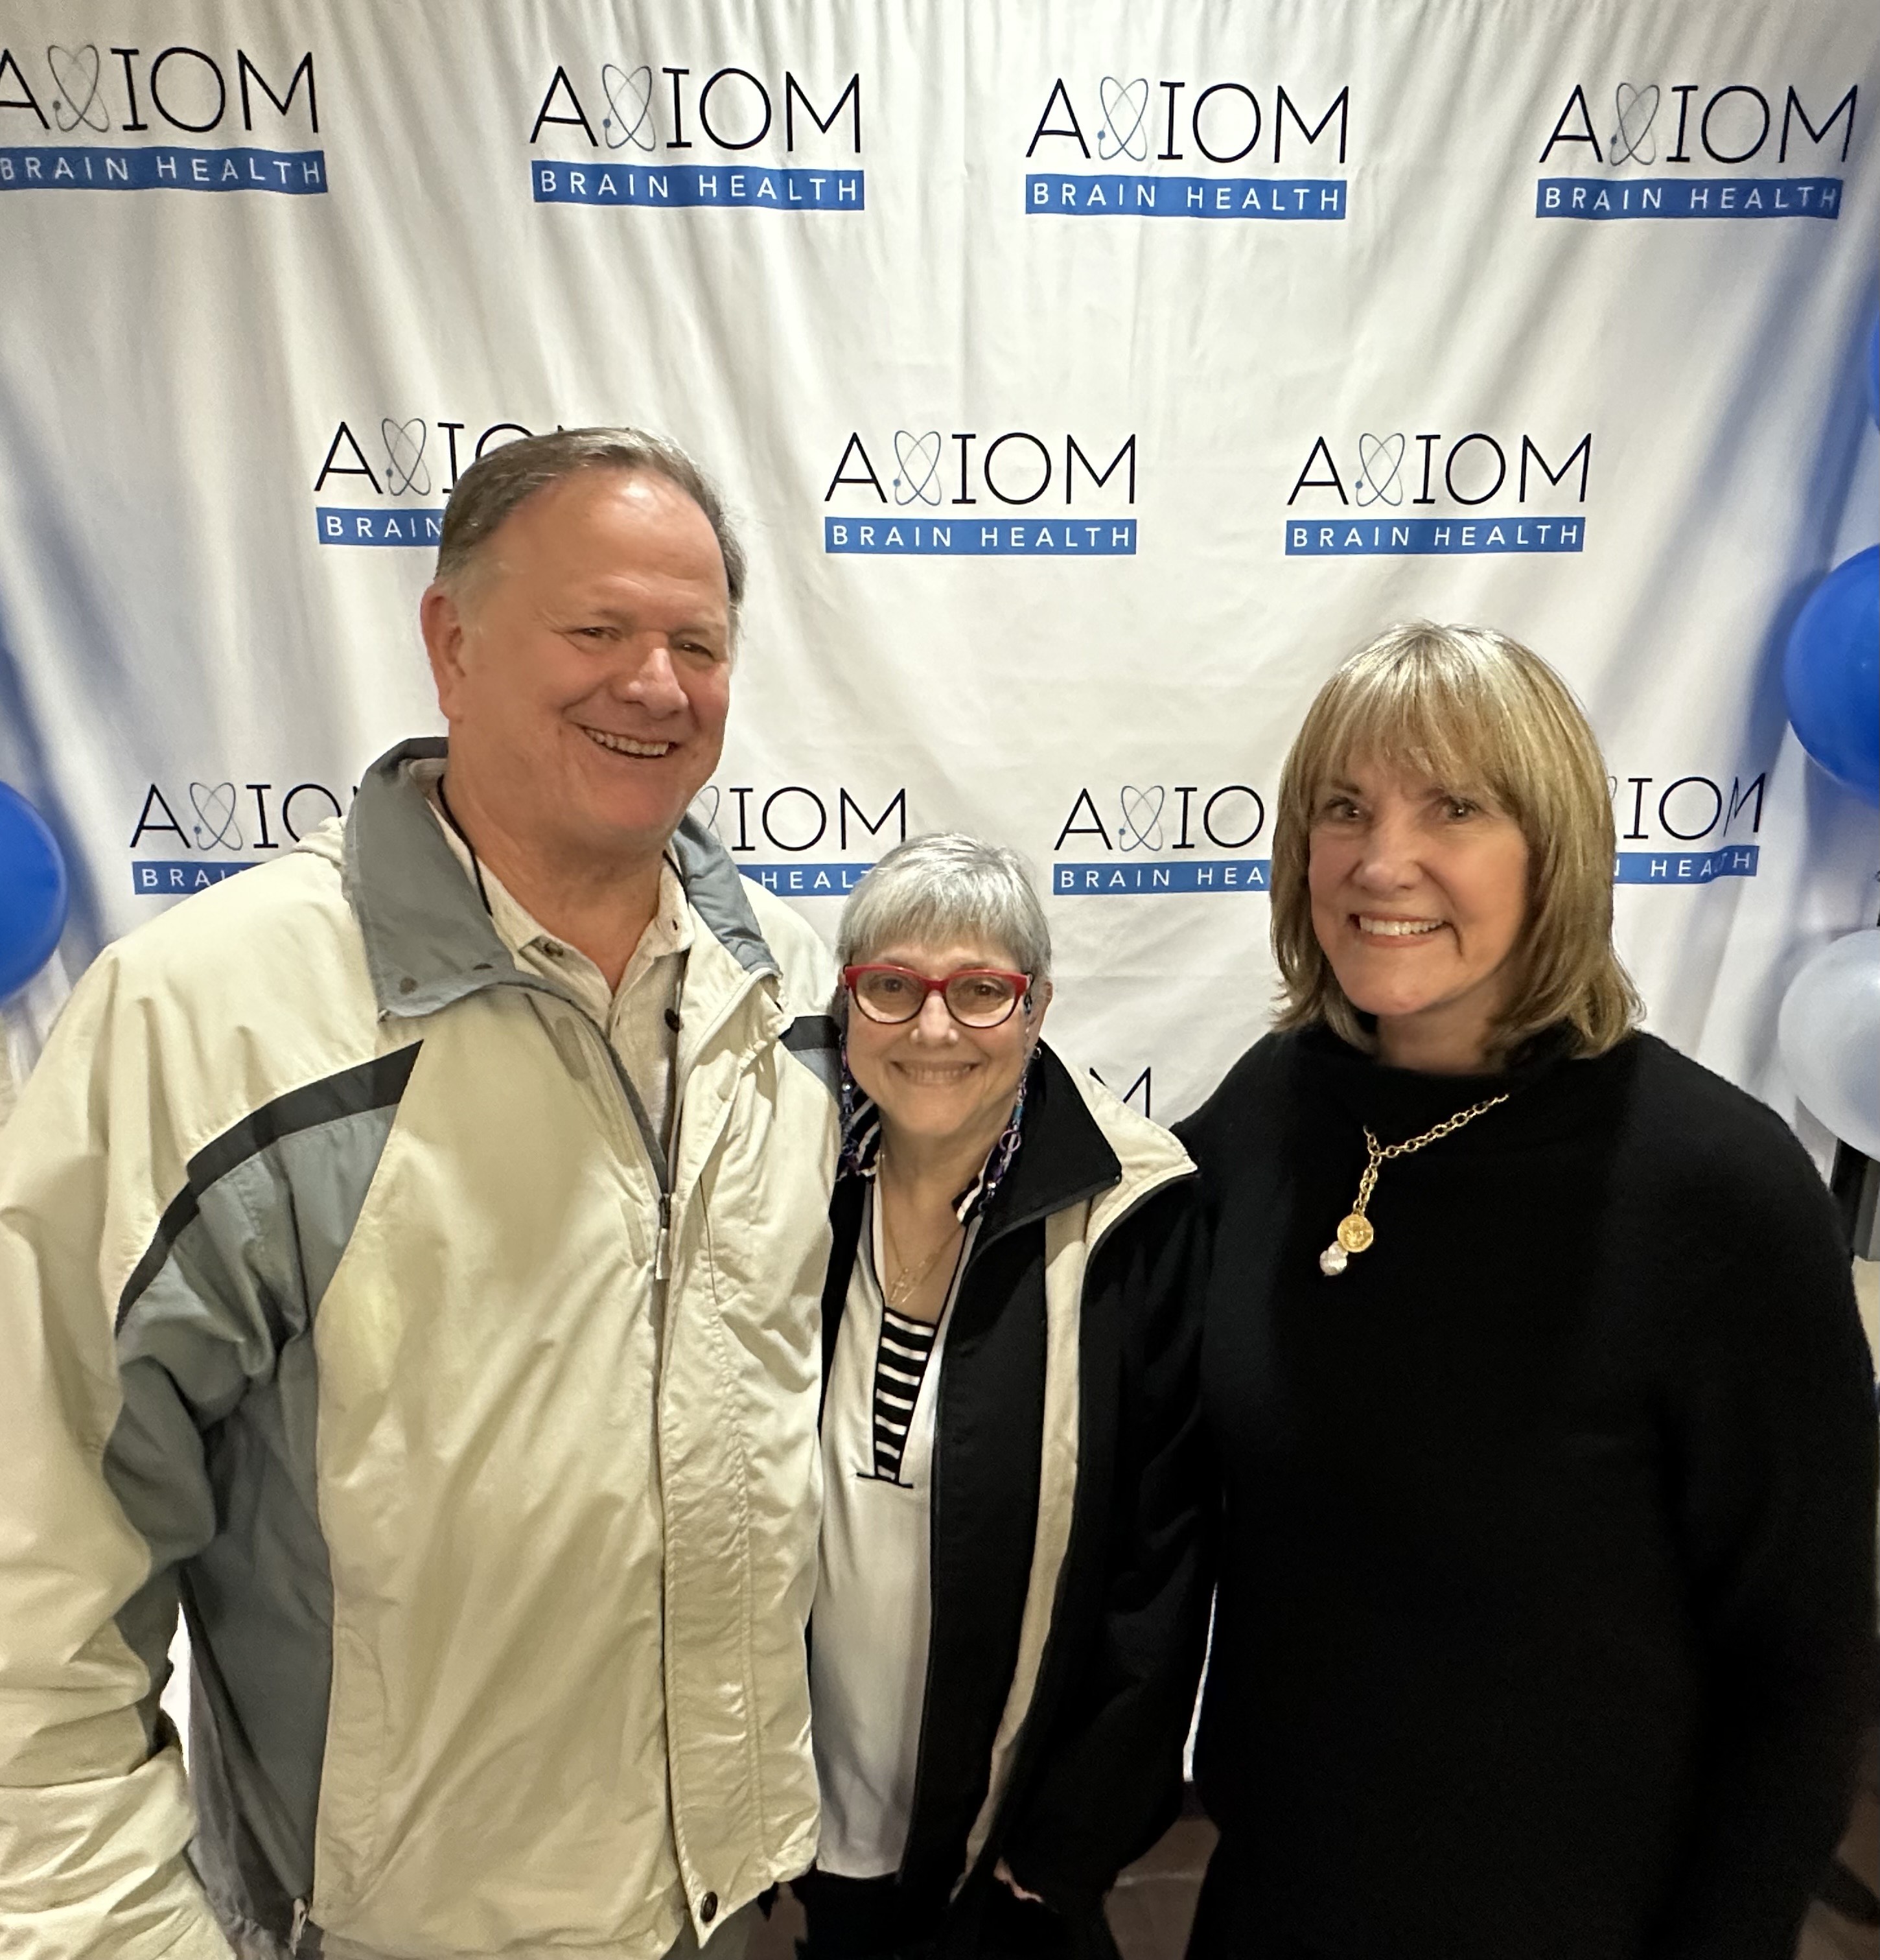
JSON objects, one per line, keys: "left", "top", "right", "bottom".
{"left": 795, "top": 1869, "right": 1102, "bottom": 1960}
{"left": 1186, "top": 1841, "right": 1334, "bottom": 1960}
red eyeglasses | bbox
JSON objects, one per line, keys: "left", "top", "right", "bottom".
{"left": 842, "top": 964, "right": 1032, "bottom": 1028}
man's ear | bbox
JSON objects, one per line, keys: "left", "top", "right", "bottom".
{"left": 419, "top": 581, "right": 470, "bottom": 720}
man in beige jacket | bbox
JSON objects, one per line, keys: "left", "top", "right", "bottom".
{"left": 0, "top": 430, "right": 841, "bottom": 1960}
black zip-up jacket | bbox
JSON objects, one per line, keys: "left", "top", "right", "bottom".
{"left": 810, "top": 1044, "right": 1213, "bottom": 1954}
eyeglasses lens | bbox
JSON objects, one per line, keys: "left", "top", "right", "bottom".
{"left": 853, "top": 972, "right": 919, "bottom": 1022}
{"left": 943, "top": 974, "right": 1020, "bottom": 1026}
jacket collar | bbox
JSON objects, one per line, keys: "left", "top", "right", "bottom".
{"left": 972, "top": 1044, "right": 1123, "bottom": 1248}
{"left": 342, "top": 736, "right": 780, "bottom": 1021}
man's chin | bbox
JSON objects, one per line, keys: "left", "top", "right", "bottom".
{"left": 555, "top": 799, "right": 697, "bottom": 864}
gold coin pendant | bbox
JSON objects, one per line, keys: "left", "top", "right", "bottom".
{"left": 1336, "top": 1213, "right": 1375, "bottom": 1255}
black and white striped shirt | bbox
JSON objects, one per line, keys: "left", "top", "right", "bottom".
{"left": 871, "top": 1307, "right": 941, "bottom": 1484}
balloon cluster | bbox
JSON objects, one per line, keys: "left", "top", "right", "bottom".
{"left": 1775, "top": 314, "right": 1880, "bottom": 1158}
{"left": 1783, "top": 315, "right": 1880, "bottom": 810}
{"left": 0, "top": 784, "right": 68, "bottom": 1001}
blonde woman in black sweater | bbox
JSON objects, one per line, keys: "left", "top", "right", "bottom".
{"left": 1177, "top": 623, "right": 1875, "bottom": 1960}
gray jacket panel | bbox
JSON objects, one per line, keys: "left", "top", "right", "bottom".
{"left": 105, "top": 1047, "right": 423, "bottom": 1920}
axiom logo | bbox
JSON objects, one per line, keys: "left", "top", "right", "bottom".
{"left": 1535, "top": 78, "right": 1853, "bottom": 221}
{"left": 530, "top": 59, "right": 863, "bottom": 211}
{"left": 1052, "top": 783, "right": 1270, "bottom": 896}
{"left": 1609, "top": 769, "right": 1766, "bottom": 884}
{"left": 823, "top": 426, "right": 1138, "bottom": 557}
{"left": 1088, "top": 1063, "right": 1154, "bottom": 1117}
{"left": 1024, "top": 73, "right": 1348, "bottom": 221}
{"left": 312, "top": 414, "right": 538, "bottom": 546}
{"left": 691, "top": 780, "right": 907, "bottom": 896}
{"left": 1283, "top": 425, "right": 1592, "bottom": 557}
{"left": 0, "top": 41, "right": 323, "bottom": 195}
{"left": 128, "top": 775, "right": 350, "bottom": 896}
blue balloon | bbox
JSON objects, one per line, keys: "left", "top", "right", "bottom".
{"left": 1784, "top": 546, "right": 1880, "bottom": 807}
{"left": 0, "top": 784, "right": 68, "bottom": 999}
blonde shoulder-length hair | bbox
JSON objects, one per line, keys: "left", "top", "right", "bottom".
{"left": 1271, "top": 621, "right": 1642, "bottom": 1060}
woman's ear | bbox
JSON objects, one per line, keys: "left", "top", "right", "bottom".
{"left": 1025, "top": 977, "right": 1054, "bottom": 1034}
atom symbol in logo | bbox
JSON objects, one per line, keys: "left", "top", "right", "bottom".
{"left": 381, "top": 419, "right": 430, "bottom": 498}
{"left": 189, "top": 782, "right": 243, "bottom": 850}
{"left": 1119, "top": 785, "right": 1166, "bottom": 852}
{"left": 1097, "top": 76, "right": 1150, "bottom": 161}
{"left": 1355, "top": 433, "right": 1406, "bottom": 508}
{"left": 688, "top": 785, "right": 723, "bottom": 837}
{"left": 892, "top": 430, "right": 943, "bottom": 507}
{"left": 47, "top": 43, "right": 108, "bottom": 133}
{"left": 1609, "top": 83, "right": 1660, "bottom": 165}
{"left": 602, "top": 64, "right": 656, "bottom": 151}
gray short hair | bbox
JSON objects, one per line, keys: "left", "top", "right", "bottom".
{"left": 434, "top": 426, "right": 747, "bottom": 618}
{"left": 837, "top": 834, "right": 1052, "bottom": 983}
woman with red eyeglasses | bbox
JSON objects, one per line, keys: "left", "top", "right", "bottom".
{"left": 791, "top": 833, "right": 1212, "bottom": 1960}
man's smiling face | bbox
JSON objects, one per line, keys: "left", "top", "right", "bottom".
{"left": 424, "top": 466, "right": 732, "bottom": 874}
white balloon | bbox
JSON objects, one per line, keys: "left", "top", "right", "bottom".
{"left": 1777, "top": 928, "right": 1880, "bottom": 1159}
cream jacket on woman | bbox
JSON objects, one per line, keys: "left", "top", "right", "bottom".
{"left": 0, "top": 740, "right": 841, "bottom": 1960}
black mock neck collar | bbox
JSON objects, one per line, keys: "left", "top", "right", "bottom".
{"left": 1295, "top": 1021, "right": 1603, "bottom": 1146}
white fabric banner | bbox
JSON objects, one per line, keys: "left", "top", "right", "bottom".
{"left": 1, "top": 0, "right": 1875, "bottom": 1138}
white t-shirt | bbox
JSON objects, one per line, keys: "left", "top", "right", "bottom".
{"left": 811, "top": 1186, "right": 975, "bottom": 1878}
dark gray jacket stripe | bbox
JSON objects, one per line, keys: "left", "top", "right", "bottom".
{"left": 783, "top": 1014, "right": 839, "bottom": 1053}
{"left": 116, "top": 1045, "right": 423, "bottom": 1331}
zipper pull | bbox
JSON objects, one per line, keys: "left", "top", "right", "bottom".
{"left": 655, "top": 1192, "right": 672, "bottom": 1281}
{"left": 289, "top": 1900, "right": 310, "bottom": 1955}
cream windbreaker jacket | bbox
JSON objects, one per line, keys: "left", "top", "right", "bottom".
{"left": 0, "top": 740, "right": 841, "bottom": 1960}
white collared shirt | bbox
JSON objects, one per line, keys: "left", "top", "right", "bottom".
{"left": 414, "top": 760, "right": 692, "bottom": 1145}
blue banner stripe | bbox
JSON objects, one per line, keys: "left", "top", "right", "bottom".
{"left": 133, "top": 861, "right": 257, "bottom": 894}
{"left": 1286, "top": 516, "right": 1584, "bottom": 555}
{"left": 317, "top": 508, "right": 445, "bottom": 546}
{"left": 1028, "top": 172, "right": 1344, "bottom": 218}
{"left": 826, "top": 517, "right": 1136, "bottom": 555}
{"left": 1614, "top": 846, "right": 1759, "bottom": 883}
{"left": 0, "top": 146, "right": 325, "bottom": 192}
{"left": 1055, "top": 861, "right": 1272, "bottom": 893}
{"left": 736, "top": 863, "right": 874, "bottom": 894}
{"left": 1535, "top": 176, "right": 1839, "bottom": 220}
{"left": 533, "top": 162, "right": 863, "bottom": 209}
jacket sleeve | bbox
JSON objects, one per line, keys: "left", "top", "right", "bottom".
{"left": 998, "top": 1182, "right": 1216, "bottom": 1908}
{"left": 1651, "top": 1136, "right": 1877, "bottom": 1960}
{"left": 0, "top": 951, "right": 238, "bottom": 1960}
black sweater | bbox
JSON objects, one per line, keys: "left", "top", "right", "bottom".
{"left": 1176, "top": 1027, "right": 1876, "bottom": 1960}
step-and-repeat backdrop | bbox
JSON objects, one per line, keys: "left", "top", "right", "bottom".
{"left": 2, "top": 0, "right": 1876, "bottom": 1138}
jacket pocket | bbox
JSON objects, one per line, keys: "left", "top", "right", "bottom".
{"left": 310, "top": 1615, "right": 389, "bottom": 1919}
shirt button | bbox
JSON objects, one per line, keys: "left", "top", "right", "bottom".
{"left": 700, "top": 1893, "right": 718, "bottom": 1924}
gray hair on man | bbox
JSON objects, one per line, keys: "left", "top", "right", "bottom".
{"left": 433, "top": 425, "right": 748, "bottom": 618}
{"left": 837, "top": 834, "right": 1052, "bottom": 986}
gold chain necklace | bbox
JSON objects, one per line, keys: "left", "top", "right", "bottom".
{"left": 1319, "top": 1093, "right": 1511, "bottom": 1276}
{"left": 879, "top": 1182, "right": 964, "bottom": 1308}
{"left": 884, "top": 1230, "right": 959, "bottom": 1307}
